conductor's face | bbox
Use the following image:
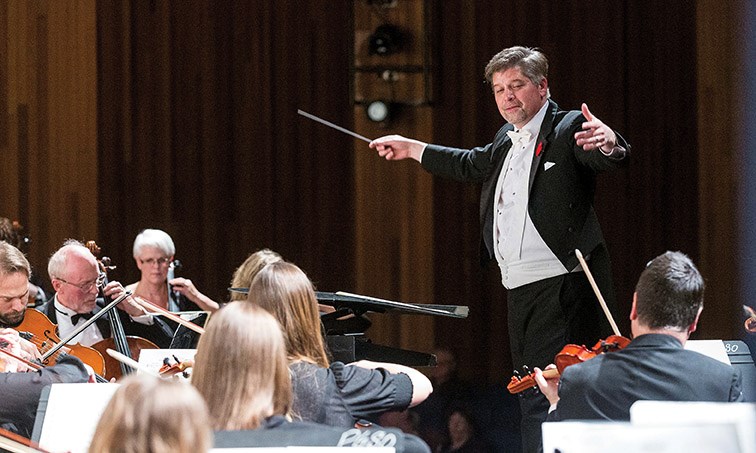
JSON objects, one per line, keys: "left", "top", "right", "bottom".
{"left": 492, "top": 67, "right": 548, "bottom": 129}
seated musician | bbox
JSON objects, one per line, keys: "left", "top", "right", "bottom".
{"left": 0, "top": 241, "right": 90, "bottom": 438}
{"left": 125, "top": 228, "right": 219, "bottom": 313}
{"left": 228, "top": 248, "right": 283, "bottom": 301}
{"left": 36, "top": 240, "right": 173, "bottom": 348}
{"left": 247, "top": 261, "right": 433, "bottom": 427}
{"left": 0, "top": 217, "right": 47, "bottom": 306}
{"left": 534, "top": 251, "right": 744, "bottom": 421}
{"left": 193, "top": 301, "right": 430, "bottom": 452}
{"left": 89, "top": 374, "right": 213, "bottom": 453}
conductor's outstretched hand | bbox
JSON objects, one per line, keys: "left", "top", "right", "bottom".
{"left": 369, "top": 135, "right": 427, "bottom": 162}
{"left": 574, "top": 103, "right": 618, "bottom": 153}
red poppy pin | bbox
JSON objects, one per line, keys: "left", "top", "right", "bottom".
{"left": 535, "top": 142, "right": 543, "bottom": 157}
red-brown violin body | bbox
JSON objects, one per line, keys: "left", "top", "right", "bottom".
{"left": 507, "top": 335, "right": 631, "bottom": 394}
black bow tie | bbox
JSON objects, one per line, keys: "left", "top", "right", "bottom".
{"left": 71, "top": 312, "right": 95, "bottom": 325}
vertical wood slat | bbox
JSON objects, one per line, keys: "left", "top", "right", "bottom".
{"left": 2, "top": 0, "right": 97, "bottom": 276}
{"left": 353, "top": 1, "right": 435, "bottom": 356}
{"left": 696, "top": 0, "right": 739, "bottom": 338}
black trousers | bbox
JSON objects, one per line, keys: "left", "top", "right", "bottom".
{"left": 507, "top": 271, "right": 609, "bottom": 453}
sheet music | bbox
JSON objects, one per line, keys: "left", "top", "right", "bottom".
{"left": 685, "top": 339, "right": 731, "bottom": 365}
{"left": 38, "top": 383, "right": 119, "bottom": 453}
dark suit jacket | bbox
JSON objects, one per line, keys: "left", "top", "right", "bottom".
{"left": 421, "top": 99, "right": 629, "bottom": 303}
{"left": 548, "top": 333, "right": 744, "bottom": 421}
{"left": 0, "top": 355, "right": 88, "bottom": 438}
{"left": 37, "top": 295, "right": 174, "bottom": 348}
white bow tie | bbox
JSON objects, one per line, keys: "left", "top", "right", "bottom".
{"left": 507, "top": 129, "right": 532, "bottom": 144}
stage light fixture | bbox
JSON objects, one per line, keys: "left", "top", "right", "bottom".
{"left": 368, "top": 24, "right": 404, "bottom": 56}
{"left": 366, "top": 100, "right": 391, "bottom": 123}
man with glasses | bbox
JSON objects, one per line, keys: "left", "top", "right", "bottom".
{"left": 0, "top": 240, "right": 91, "bottom": 437}
{"left": 36, "top": 240, "right": 172, "bottom": 347}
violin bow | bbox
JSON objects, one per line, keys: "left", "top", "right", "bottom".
{"left": 104, "top": 348, "right": 160, "bottom": 377}
{"left": 0, "top": 427, "right": 50, "bottom": 453}
{"left": 575, "top": 249, "right": 622, "bottom": 337}
{"left": 0, "top": 347, "right": 43, "bottom": 371}
{"left": 40, "top": 291, "right": 132, "bottom": 361}
{"left": 130, "top": 296, "right": 205, "bottom": 335}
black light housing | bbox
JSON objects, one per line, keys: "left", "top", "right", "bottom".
{"left": 368, "top": 24, "right": 405, "bottom": 56}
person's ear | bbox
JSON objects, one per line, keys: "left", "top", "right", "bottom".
{"left": 629, "top": 293, "right": 639, "bottom": 321}
{"left": 688, "top": 306, "right": 703, "bottom": 334}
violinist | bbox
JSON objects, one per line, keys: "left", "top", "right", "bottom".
{"left": 0, "top": 217, "right": 47, "bottom": 306}
{"left": 125, "top": 229, "right": 219, "bottom": 313}
{"left": 534, "top": 251, "right": 744, "bottom": 421}
{"left": 36, "top": 240, "right": 172, "bottom": 348}
{"left": 0, "top": 241, "right": 90, "bottom": 437}
{"left": 228, "top": 248, "right": 282, "bottom": 301}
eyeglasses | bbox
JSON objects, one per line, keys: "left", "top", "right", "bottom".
{"left": 56, "top": 272, "right": 106, "bottom": 292}
{"left": 139, "top": 257, "right": 171, "bottom": 266}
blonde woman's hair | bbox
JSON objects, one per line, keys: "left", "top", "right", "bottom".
{"left": 88, "top": 375, "right": 212, "bottom": 453}
{"left": 247, "top": 261, "right": 329, "bottom": 367}
{"left": 192, "top": 302, "right": 292, "bottom": 430}
{"left": 229, "top": 249, "right": 283, "bottom": 301}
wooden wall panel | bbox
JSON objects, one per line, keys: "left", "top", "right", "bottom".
{"left": 696, "top": 0, "right": 740, "bottom": 339}
{"left": 97, "top": 1, "right": 355, "bottom": 300}
{"left": 1, "top": 0, "right": 97, "bottom": 278}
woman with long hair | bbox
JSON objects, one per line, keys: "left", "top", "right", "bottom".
{"left": 89, "top": 375, "right": 212, "bottom": 453}
{"left": 191, "top": 301, "right": 430, "bottom": 452}
{"left": 247, "top": 261, "right": 433, "bottom": 427}
{"left": 228, "top": 249, "right": 283, "bottom": 301}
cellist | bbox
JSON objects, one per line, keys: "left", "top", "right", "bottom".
{"left": 36, "top": 240, "right": 173, "bottom": 348}
{"left": 534, "top": 251, "right": 744, "bottom": 421}
{"left": 0, "top": 241, "right": 91, "bottom": 437}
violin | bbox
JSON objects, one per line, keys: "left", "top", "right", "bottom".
{"left": 507, "top": 249, "right": 631, "bottom": 394}
{"left": 87, "top": 241, "right": 158, "bottom": 380}
{"left": 15, "top": 308, "right": 106, "bottom": 375}
{"left": 507, "top": 335, "right": 631, "bottom": 394}
{"left": 0, "top": 329, "right": 108, "bottom": 383}
{"left": 159, "top": 356, "right": 194, "bottom": 378}
{"left": 744, "top": 305, "right": 756, "bottom": 334}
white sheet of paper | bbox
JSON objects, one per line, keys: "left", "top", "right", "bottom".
{"left": 631, "top": 401, "right": 756, "bottom": 453}
{"left": 38, "top": 383, "right": 119, "bottom": 453}
{"left": 685, "top": 339, "right": 731, "bottom": 364}
{"left": 542, "top": 420, "right": 741, "bottom": 453}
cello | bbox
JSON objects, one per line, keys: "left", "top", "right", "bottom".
{"left": 507, "top": 249, "right": 631, "bottom": 394}
{"left": 86, "top": 241, "right": 158, "bottom": 380}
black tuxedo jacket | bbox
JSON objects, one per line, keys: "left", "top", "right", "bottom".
{"left": 422, "top": 99, "right": 629, "bottom": 300}
{"left": 548, "top": 334, "right": 744, "bottom": 421}
{"left": 36, "top": 295, "right": 173, "bottom": 348}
